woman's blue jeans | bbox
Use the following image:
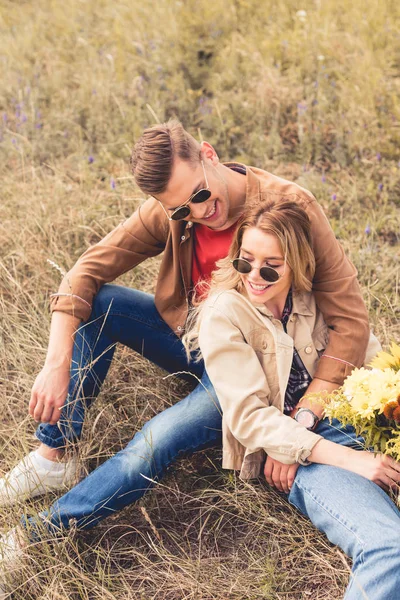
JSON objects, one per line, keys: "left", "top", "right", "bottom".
{"left": 28, "top": 285, "right": 400, "bottom": 599}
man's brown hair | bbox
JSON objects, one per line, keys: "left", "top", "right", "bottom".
{"left": 131, "top": 119, "right": 201, "bottom": 196}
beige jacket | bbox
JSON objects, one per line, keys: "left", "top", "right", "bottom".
{"left": 198, "top": 289, "right": 381, "bottom": 480}
{"left": 50, "top": 164, "right": 370, "bottom": 385}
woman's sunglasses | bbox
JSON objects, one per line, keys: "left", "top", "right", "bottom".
{"left": 159, "top": 161, "right": 211, "bottom": 221}
{"left": 232, "top": 257, "right": 286, "bottom": 284}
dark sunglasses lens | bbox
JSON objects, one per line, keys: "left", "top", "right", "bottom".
{"left": 191, "top": 189, "right": 211, "bottom": 204}
{"left": 259, "top": 267, "right": 280, "bottom": 283}
{"left": 232, "top": 258, "right": 252, "bottom": 274}
{"left": 171, "top": 206, "right": 191, "bottom": 221}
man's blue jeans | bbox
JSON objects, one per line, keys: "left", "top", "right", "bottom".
{"left": 29, "top": 285, "right": 400, "bottom": 599}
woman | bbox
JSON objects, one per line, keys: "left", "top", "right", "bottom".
{"left": 184, "top": 199, "right": 400, "bottom": 600}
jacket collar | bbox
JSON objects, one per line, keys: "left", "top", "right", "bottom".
{"left": 253, "top": 290, "right": 314, "bottom": 319}
{"left": 223, "top": 162, "right": 261, "bottom": 205}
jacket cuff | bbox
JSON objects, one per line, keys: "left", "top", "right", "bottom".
{"left": 267, "top": 431, "right": 322, "bottom": 465}
{"left": 313, "top": 355, "right": 355, "bottom": 385}
{"left": 50, "top": 294, "right": 91, "bottom": 321}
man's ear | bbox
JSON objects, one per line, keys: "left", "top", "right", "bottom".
{"left": 200, "top": 141, "right": 219, "bottom": 165}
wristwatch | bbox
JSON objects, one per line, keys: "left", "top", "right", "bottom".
{"left": 293, "top": 407, "right": 319, "bottom": 431}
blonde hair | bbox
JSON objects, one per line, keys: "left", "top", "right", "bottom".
{"left": 131, "top": 119, "right": 201, "bottom": 195}
{"left": 183, "top": 199, "right": 316, "bottom": 359}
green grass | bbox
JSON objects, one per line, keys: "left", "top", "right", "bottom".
{"left": 0, "top": 0, "right": 399, "bottom": 597}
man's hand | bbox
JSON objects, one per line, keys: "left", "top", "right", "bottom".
{"left": 29, "top": 361, "right": 70, "bottom": 425}
{"left": 28, "top": 311, "right": 79, "bottom": 425}
{"left": 264, "top": 455, "right": 300, "bottom": 494}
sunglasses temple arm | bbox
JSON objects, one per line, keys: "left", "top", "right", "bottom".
{"left": 201, "top": 160, "right": 210, "bottom": 189}
{"left": 158, "top": 201, "right": 172, "bottom": 221}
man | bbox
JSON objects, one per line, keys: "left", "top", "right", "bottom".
{"left": 0, "top": 120, "right": 369, "bottom": 557}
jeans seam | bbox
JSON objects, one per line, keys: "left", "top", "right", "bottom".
{"left": 292, "top": 478, "right": 366, "bottom": 566}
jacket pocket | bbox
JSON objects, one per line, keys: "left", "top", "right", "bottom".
{"left": 247, "top": 328, "right": 275, "bottom": 355}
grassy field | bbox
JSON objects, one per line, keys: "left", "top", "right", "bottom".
{"left": 1, "top": 0, "right": 399, "bottom": 598}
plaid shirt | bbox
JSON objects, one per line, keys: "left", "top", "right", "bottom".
{"left": 280, "top": 289, "right": 312, "bottom": 414}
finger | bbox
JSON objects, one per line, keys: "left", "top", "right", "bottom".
{"left": 264, "top": 458, "right": 273, "bottom": 484}
{"left": 385, "top": 457, "right": 400, "bottom": 474}
{"left": 287, "top": 465, "right": 299, "bottom": 491}
{"left": 29, "top": 389, "right": 38, "bottom": 417}
{"left": 272, "top": 466, "right": 283, "bottom": 492}
{"left": 383, "top": 466, "right": 400, "bottom": 484}
{"left": 41, "top": 403, "right": 54, "bottom": 424}
{"left": 376, "top": 475, "right": 391, "bottom": 492}
{"left": 33, "top": 401, "right": 45, "bottom": 422}
{"left": 279, "top": 466, "right": 290, "bottom": 494}
{"left": 48, "top": 406, "right": 62, "bottom": 426}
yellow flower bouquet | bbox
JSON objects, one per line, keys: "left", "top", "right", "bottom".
{"left": 323, "top": 343, "right": 400, "bottom": 460}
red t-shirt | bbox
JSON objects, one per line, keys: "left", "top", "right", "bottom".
{"left": 191, "top": 221, "right": 237, "bottom": 299}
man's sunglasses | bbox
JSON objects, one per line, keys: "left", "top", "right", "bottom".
{"left": 159, "top": 160, "right": 211, "bottom": 221}
{"left": 232, "top": 257, "right": 286, "bottom": 284}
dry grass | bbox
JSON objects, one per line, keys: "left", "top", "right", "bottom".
{"left": 0, "top": 0, "right": 399, "bottom": 597}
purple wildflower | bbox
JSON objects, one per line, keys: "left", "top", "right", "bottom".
{"left": 378, "top": 183, "right": 383, "bottom": 192}
{"left": 110, "top": 177, "right": 116, "bottom": 190}
{"left": 88, "top": 155, "right": 94, "bottom": 164}
{"left": 331, "top": 194, "right": 337, "bottom": 201}
{"left": 365, "top": 225, "right": 371, "bottom": 235}
{"left": 321, "top": 175, "right": 326, "bottom": 183}
{"left": 376, "top": 152, "right": 381, "bottom": 161}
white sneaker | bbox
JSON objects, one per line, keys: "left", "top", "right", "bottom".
{"left": 0, "top": 527, "right": 25, "bottom": 599}
{"left": 0, "top": 451, "right": 79, "bottom": 507}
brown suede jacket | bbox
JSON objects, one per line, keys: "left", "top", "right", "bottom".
{"left": 50, "top": 163, "right": 370, "bottom": 385}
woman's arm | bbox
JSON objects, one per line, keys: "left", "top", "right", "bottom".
{"left": 264, "top": 438, "right": 400, "bottom": 494}
{"left": 309, "top": 439, "right": 400, "bottom": 491}
{"left": 198, "top": 300, "right": 323, "bottom": 465}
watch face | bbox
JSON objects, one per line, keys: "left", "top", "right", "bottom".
{"left": 296, "top": 410, "right": 315, "bottom": 429}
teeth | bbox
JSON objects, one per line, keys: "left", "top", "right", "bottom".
{"left": 249, "top": 282, "right": 269, "bottom": 291}
{"left": 204, "top": 201, "right": 216, "bottom": 219}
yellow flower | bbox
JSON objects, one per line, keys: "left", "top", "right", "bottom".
{"left": 390, "top": 342, "right": 400, "bottom": 361}
{"left": 370, "top": 342, "right": 400, "bottom": 371}
{"left": 370, "top": 351, "right": 398, "bottom": 370}
{"left": 350, "top": 392, "right": 377, "bottom": 420}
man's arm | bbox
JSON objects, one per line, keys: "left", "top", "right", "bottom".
{"left": 50, "top": 198, "right": 169, "bottom": 321}
{"left": 32, "top": 198, "right": 168, "bottom": 424}
{"left": 29, "top": 311, "right": 80, "bottom": 424}
{"left": 304, "top": 196, "right": 369, "bottom": 385}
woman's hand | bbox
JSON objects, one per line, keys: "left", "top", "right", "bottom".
{"left": 345, "top": 450, "right": 400, "bottom": 492}
{"left": 264, "top": 455, "right": 300, "bottom": 493}
{"left": 29, "top": 360, "right": 70, "bottom": 425}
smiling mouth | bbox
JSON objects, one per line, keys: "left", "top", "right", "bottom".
{"left": 248, "top": 281, "right": 273, "bottom": 292}
{"left": 203, "top": 200, "right": 217, "bottom": 219}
